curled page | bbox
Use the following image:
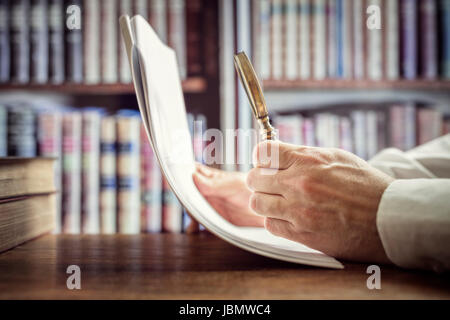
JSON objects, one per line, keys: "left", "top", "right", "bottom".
{"left": 120, "top": 15, "right": 343, "bottom": 269}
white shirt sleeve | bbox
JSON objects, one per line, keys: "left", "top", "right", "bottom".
{"left": 376, "top": 179, "right": 450, "bottom": 272}
{"left": 368, "top": 134, "right": 450, "bottom": 272}
{"left": 369, "top": 134, "right": 450, "bottom": 179}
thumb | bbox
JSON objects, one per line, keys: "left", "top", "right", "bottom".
{"left": 193, "top": 171, "right": 214, "bottom": 197}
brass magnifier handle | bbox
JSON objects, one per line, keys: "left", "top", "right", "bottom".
{"left": 234, "top": 52, "right": 276, "bottom": 141}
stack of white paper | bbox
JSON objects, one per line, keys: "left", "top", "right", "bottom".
{"left": 119, "top": 15, "right": 343, "bottom": 269}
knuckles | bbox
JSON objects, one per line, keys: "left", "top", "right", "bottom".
{"left": 264, "top": 218, "right": 282, "bottom": 236}
{"left": 249, "top": 193, "right": 258, "bottom": 212}
{"left": 246, "top": 169, "right": 257, "bottom": 190}
{"left": 293, "top": 208, "right": 320, "bottom": 232}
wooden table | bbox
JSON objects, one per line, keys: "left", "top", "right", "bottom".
{"left": 0, "top": 233, "right": 449, "bottom": 299}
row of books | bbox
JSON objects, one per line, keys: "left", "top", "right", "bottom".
{"left": 252, "top": 0, "right": 450, "bottom": 81}
{"left": 273, "top": 103, "right": 450, "bottom": 160}
{"left": 0, "top": 0, "right": 201, "bottom": 85}
{"left": 0, "top": 104, "right": 207, "bottom": 234}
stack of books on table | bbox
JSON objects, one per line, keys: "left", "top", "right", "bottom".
{"left": 273, "top": 102, "right": 450, "bottom": 160}
{"left": 0, "top": 103, "right": 207, "bottom": 235}
{"left": 0, "top": 157, "right": 56, "bottom": 252}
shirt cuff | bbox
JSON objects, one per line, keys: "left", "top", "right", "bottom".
{"left": 376, "top": 179, "right": 450, "bottom": 272}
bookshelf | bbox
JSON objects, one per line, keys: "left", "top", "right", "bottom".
{"left": 263, "top": 79, "right": 450, "bottom": 91}
{"left": 0, "top": 77, "right": 208, "bottom": 95}
{"left": 1, "top": 0, "right": 450, "bottom": 238}
{"left": 0, "top": 0, "right": 222, "bottom": 235}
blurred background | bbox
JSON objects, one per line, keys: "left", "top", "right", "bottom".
{"left": 0, "top": 0, "right": 449, "bottom": 235}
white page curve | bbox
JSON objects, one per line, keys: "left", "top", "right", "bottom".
{"left": 126, "top": 15, "right": 343, "bottom": 269}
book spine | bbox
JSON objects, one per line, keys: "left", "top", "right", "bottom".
{"left": 298, "top": 0, "right": 310, "bottom": 79}
{"left": 400, "top": 0, "right": 418, "bottom": 79}
{"left": 84, "top": 0, "right": 101, "bottom": 84}
{"left": 8, "top": 107, "right": 37, "bottom": 157}
{"left": 81, "top": 111, "right": 101, "bottom": 234}
{"left": 376, "top": 110, "right": 387, "bottom": 152}
{"left": 37, "top": 112, "right": 62, "bottom": 233}
{"left": 389, "top": 105, "right": 403, "bottom": 149}
{"left": 271, "top": 0, "right": 283, "bottom": 79}
{"left": 314, "top": 114, "right": 326, "bottom": 147}
{"left": 10, "top": 0, "right": 30, "bottom": 83}
{"left": 0, "top": 105, "right": 6, "bottom": 156}
{"left": 261, "top": 0, "right": 271, "bottom": 79}
{"left": 273, "top": 115, "right": 286, "bottom": 142}
{"left": 184, "top": 113, "right": 195, "bottom": 231}
{"left": 48, "top": 0, "right": 65, "bottom": 84}
{"left": 302, "top": 117, "right": 315, "bottom": 146}
{"left": 162, "top": 177, "right": 183, "bottom": 233}
{"left": 420, "top": 0, "right": 438, "bottom": 79}
{"left": 101, "top": 0, "right": 118, "bottom": 83}
{"left": 285, "top": 0, "right": 298, "bottom": 79}
{"left": 417, "top": 108, "right": 430, "bottom": 144}
{"left": 30, "top": 0, "right": 48, "bottom": 83}
{"left": 168, "top": 0, "right": 187, "bottom": 80}
{"left": 339, "top": 116, "right": 353, "bottom": 153}
{"left": 404, "top": 103, "right": 416, "bottom": 150}
{"left": 62, "top": 112, "right": 82, "bottom": 234}
{"left": 341, "top": 0, "right": 352, "bottom": 79}
{"left": 386, "top": 0, "right": 399, "bottom": 80}
{"left": 133, "top": 0, "right": 148, "bottom": 20}
{"left": 65, "top": 0, "right": 83, "bottom": 83}
{"left": 313, "top": 0, "right": 326, "bottom": 79}
{"left": 255, "top": 0, "right": 270, "bottom": 79}
{"left": 293, "top": 114, "right": 304, "bottom": 145}
{"left": 443, "top": 0, "right": 450, "bottom": 79}
{"left": 149, "top": 0, "right": 167, "bottom": 43}
{"left": 140, "top": 123, "right": 162, "bottom": 233}
{"left": 331, "top": 114, "right": 340, "bottom": 148}
{"left": 185, "top": 0, "right": 202, "bottom": 77}
{"left": 100, "top": 116, "right": 117, "bottom": 234}
{"left": 327, "top": 0, "right": 337, "bottom": 78}
{"left": 367, "top": 0, "right": 383, "bottom": 80}
{"left": 430, "top": 109, "right": 443, "bottom": 141}
{"left": 192, "top": 113, "right": 208, "bottom": 231}
{"left": 252, "top": 0, "right": 261, "bottom": 77}
{"left": 274, "top": 115, "right": 290, "bottom": 144}
{"left": 351, "top": 110, "right": 367, "bottom": 159}
{"left": 366, "top": 110, "right": 378, "bottom": 159}
{"left": 273, "top": 114, "right": 303, "bottom": 145}
{"left": 336, "top": 0, "right": 343, "bottom": 78}
{"left": 352, "top": 0, "right": 364, "bottom": 79}
{"left": 119, "top": 0, "right": 132, "bottom": 83}
{"left": 286, "top": 114, "right": 303, "bottom": 145}
{"left": 117, "top": 114, "right": 141, "bottom": 234}
{"left": 0, "top": 0, "right": 10, "bottom": 83}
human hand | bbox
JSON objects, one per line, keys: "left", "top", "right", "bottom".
{"left": 193, "top": 163, "right": 264, "bottom": 227}
{"left": 247, "top": 141, "right": 395, "bottom": 264}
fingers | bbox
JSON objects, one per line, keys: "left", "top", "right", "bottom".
{"left": 264, "top": 217, "right": 295, "bottom": 239}
{"left": 193, "top": 170, "right": 215, "bottom": 196}
{"left": 249, "top": 192, "right": 289, "bottom": 220}
{"left": 193, "top": 164, "right": 225, "bottom": 196}
{"left": 253, "top": 140, "right": 301, "bottom": 169}
{"left": 195, "top": 163, "right": 215, "bottom": 177}
{"left": 246, "top": 167, "right": 282, "bottom": 194}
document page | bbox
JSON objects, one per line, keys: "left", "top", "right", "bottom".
{"left": 122, "top": 15, "right": 343, "bottom": 269}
